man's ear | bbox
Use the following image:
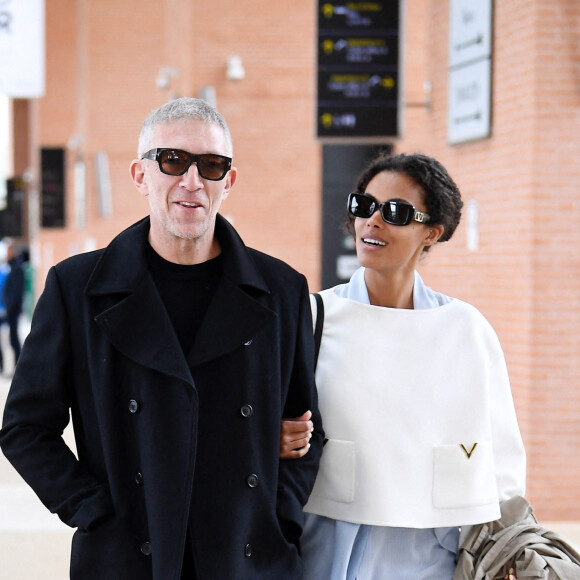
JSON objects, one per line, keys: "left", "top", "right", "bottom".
{"left": 220, "top": 166, "right": 238, "bottom": 202}
{"left": 130, "top": 159, "right": 149, "bottom": 197}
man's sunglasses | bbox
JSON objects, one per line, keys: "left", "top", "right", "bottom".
{"left": 347, "top": 192, "right": 430, "bottom": 226}
{"left": 141, "top": 148, "right": 232, "bottom": 181}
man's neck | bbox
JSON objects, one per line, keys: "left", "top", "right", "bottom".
{"left": 148, "top": 232, "right": 221, "bottom": 265}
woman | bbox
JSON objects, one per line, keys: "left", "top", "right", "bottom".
{"left": 281, "top": 152, "right": 525, "bottom": 580}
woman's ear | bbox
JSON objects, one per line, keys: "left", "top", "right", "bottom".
{"left": 424, "top": 224, "right": 444, "bottom": 246}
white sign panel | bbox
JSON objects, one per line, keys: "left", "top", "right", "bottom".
{"left": 449, "top": 0, "right": 492, "bottom": 67}
{"left": 0, "top": 0, "right": 45, "bottom": 97}
{"left": 447, "top": 58, "right": 491, "bottom": 145}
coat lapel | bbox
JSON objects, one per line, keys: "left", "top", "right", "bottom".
{"left": 86, "top": 215, "right": 276, "bottom": 376}
{"left": 188, "top": 215, "right": 274, "bottom": 366}
{"left": 95, "top": 277, "right": 192, "bottom": 383}
{"left": 85, "top": 218, "right": 193, "bottom": 384}
{"left": 187, "top": 276, "right": 273, "bottom": 367}
{"left": 85, "top": 215, "right": 274, "bottom": 375}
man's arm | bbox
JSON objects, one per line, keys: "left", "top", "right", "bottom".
{"left": 0, "top": 266, "right": 113, "bottom": 530}
{"left": 276, "top": 278, "right": 324, "bottom": 541}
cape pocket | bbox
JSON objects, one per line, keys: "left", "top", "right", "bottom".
{"left": 433, "top": 441, "right": 497, "bottom": 509}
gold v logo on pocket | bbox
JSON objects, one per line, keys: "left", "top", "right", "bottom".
{"left": 460, "top": 442, "right": 478, "bottom": 459}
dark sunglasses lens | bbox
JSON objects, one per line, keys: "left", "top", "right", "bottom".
{"left": 349, "top": 194, "right": 374, "bottom": 218}
{"left": 381, "top": 201, "right": 413, "bottom": 225}
{"left": 159, "top": 150, "right": 191, "bottom": 175}
{"left": 197, "top": 155, "right": 229, "bottom": 180}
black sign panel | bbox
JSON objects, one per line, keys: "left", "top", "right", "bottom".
{"left": 318, "top": 1, "right": 398, "bottom": 30}
{"left": 317, "top": 1, "right": 400, "bottom": 138}
{"left": 321, "top": 143, "right": 393, "bottom": 288}
{"left": 318, "top": 34, "right": 399, "bottom": 67}
{"left": 41, "top": 147, "right": 66, "bottom": 228}
{"left": 0, "top": 177, "right": 25, "bottom": 238}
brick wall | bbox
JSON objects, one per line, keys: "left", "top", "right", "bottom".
{"left": 402, "top": 0, "right": 580, "bottom": 520}
{"left": 16, "top": 0, "right": 580, "bottom": 520}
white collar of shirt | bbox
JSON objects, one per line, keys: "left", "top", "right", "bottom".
{"left": 333, "top": 267, "right": 452, "bottom": 310}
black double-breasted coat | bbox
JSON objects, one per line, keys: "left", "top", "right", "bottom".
{"left": 0, "top": 216, "right": 323, "bottom": 579}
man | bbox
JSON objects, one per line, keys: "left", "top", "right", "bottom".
{"left": 0, "top": 97, "right": 323, "bottom": 579}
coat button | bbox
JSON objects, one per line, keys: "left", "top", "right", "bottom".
{"left": 128, "top": 400, "right": 139, "bottom": 413}
{"left": 244, "top": 543, "right": 252, "bottom": 557}
{"left": 240, "top": 404, "right": 253, "bottom": 418}
{"left": 135, "top": 472, "right": 144, "bottom": 485}
{"left": 247, "top": 474, "right": 259, "bottom": 488}
{"left": 140, "top": 542, "right": 152, "bottom": 556}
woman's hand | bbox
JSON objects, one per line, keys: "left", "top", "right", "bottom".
{"left": 504, "top": 568, "right": 517, "bottom": 580}
{"left": 280, "top": 411, "right": 313, "bottom": 459}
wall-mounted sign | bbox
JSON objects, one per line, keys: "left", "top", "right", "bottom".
{"left": 447, "top": 0, "right": 493, "bottom": 145}
{"left": 317, "top": 1, "right": 400, "bottom": 138}
{"left": 448, "top": 58, "right": 491, "bottom": 144}
{"left": 448, "top": 0, "right": 493, "bottom": 67}
{"left": 41, "top": 147, "right": 65, "bottom": 228}
{"left": 0, "top": 0, "right": 45, "bottom": 97}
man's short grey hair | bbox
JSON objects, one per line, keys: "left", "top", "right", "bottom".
{"left": 138, "top": 97, "right": 233, "bottom": 157}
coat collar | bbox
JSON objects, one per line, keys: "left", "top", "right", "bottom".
{"left": 86, "top": 216, "right": 152, "bottom": 295}
{"left": 85, "top": 215, "right": 270, "bottom": 295}
{"left": 86, "top": 215, "right": 273, "bottom": 377}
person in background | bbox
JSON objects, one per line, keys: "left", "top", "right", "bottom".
{"left": 1, "top": 97, "right": 323, "bottom": 580}
{"left": 0, "top": 251, "right": 9, "bottom": 373}
{"left": 2, "top": 241, "right": 25, "bottom": 366}
{"left": 280, "top": 152, "right": 525, "bottom": 580}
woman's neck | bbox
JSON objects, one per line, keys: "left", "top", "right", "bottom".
{"left": 364, "top": 268, "right": 415, "bottom": 309}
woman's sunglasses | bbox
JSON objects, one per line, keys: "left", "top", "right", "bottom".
{"left": 347, "top": 192, "right": 430, "bottom": 226}
{"left": 141, "top": 148, "right": 232, "bottom": 181}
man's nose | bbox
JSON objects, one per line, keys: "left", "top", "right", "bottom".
{"left": 179, "top": 163, "right": 204, "bottom": 189}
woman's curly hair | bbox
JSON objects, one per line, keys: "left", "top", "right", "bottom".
{"left": 348, "top": 152, "right": 464, "bottom": 250}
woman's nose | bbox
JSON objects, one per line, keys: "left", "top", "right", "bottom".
{"left": 367, "top": 207, "right": 384, "bottom": 227}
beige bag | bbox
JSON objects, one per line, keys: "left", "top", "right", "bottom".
{"left": 454, "top": 495, "right": 580, "bottom": 579}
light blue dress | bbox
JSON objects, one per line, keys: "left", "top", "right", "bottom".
{"left": 301, "top": 268, "right": 459, "bottom": 580}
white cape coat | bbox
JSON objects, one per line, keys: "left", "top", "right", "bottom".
{"left": 304, "top": 285, "right": 526, "bottom": 528}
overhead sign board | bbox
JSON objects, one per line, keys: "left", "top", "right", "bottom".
{"left": 0, "top": 0, "right": 45, "bottom": 97}
{"left": 317, "top": 1, "right": 400, "bottom": 138}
